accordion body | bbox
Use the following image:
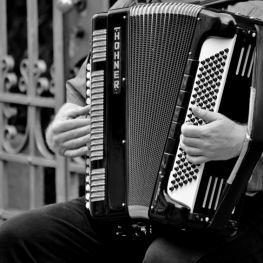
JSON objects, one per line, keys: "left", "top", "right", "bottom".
{"left": 86, "top": 3, "right": 263, "bottom": 235}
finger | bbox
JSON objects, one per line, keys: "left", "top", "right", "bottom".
{"left": 66, "top": 105, "right": 91, "bottom": 119}
{"left": 57, "top": 124, "right": 90, "bottom": 143}
{"left": 180, "top": 133, "right": 208, "bottom": 150}
{"left": 191, "top": 105, "right": 221, "bottom": 123}
{"left": 180, "top": 141, "right": 203, "bottom": 156}
{"left": 181, "top": 123, "right": 202, "bottom": 138}
{"left": 54, "top": 118, "right": 90, "bottom": 133}
{"left": 185, "top": 154, "right": 209, "bottom": 164}
{"left": 62, "top": 134, "right": 91, "bottom": 151}
{"left": 64, "top": 146, "right": 90, "bottom": 158}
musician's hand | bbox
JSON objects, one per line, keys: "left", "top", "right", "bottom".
{"left": 46, "top": 103, "right": 90, "bottom": 158}
{"left": 180, "top": 105, "right": 247, "bottom": 164}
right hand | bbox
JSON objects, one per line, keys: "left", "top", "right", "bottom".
{"left": 46, "top": 103, "right": 91, "bottom": 158}
{"left": 180, "top": 105, "right": 246, "bottom": 164}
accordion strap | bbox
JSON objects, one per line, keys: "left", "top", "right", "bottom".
{"left": 192, "top": 0, "right": 248, "bottom": 7}
{"left": 207, "top": 24, "right": 263, "bottom": 234}
{"left": 148, "top": 0, "right": 248, "bottom": 7}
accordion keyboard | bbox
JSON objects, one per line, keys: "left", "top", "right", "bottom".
{"left": 167, "top": 36, "right": 237, "bottom": 212}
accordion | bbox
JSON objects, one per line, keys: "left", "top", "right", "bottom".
{"left": 86, "top": 3, "right": 263, "bottom": 236}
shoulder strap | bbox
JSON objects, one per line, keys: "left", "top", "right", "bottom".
{"left": 112, "top": 0, "right": 248, "bottom": 9}
{"left": 192, "top": 0, "right": 248, "bottom": 7}
{"left": 148, "top": 0, "right": 248, "bottom": 8}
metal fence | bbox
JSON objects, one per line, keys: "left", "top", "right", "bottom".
{"left": 0, "top": 0, "right": 109, "bottom": 223}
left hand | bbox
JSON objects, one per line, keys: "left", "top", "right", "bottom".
{"left": 46, "top": 103, "right": 91, "bottom": 158}
{"left": 180, "top": 105, "right": 247, "bottom": 164}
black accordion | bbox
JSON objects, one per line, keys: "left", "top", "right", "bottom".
{"left": 86, "top": 3, "right": 263, "bottom": 236}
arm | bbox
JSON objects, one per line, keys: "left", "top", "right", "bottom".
{"left": 180, "top": 105, "right": 247, "bottom": 164}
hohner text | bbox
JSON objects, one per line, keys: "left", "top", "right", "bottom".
{"left": 113, "top": 27, "right": 121, "bottom": 94}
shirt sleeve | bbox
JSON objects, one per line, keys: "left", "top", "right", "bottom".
{"left": 110, "top": 0, "right": 137, "bottom": 9}
{"left": 66, "top": 56, "right": 88, "bottom": 106}
{"left": 227, "top": 1, "right": 263, "bottom": 21}
{"left": 66, "top": 0, "right": 138, "bottom": 107}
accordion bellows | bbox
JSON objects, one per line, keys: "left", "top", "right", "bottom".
{"left": 128, "top": 4, "right": 200, "bottom": 210}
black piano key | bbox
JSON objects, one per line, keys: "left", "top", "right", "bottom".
{"left": 169, "top": 122, "right": 182, "bottom": 139}
{"left": 181, "top": 74, "right": 195, "bottom": 92}
{"left": 161, "top": 153, "right": 176, "bottom": 170}
{"left": 173, "top": 106, "right": 187, "bottom": 123}
{"left": 184, "top": 59, "right": 199, "bottom": 75}
{"left": 177, "top": 90, "right": 191, "bottom": 108}
{"left": 164, "top": 138, "right": 180, "bottom": 155}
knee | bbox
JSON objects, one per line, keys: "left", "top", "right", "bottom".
{"left": 0, "top": 211, "right": 39, "bottom": 245}
{"left": 143, "top": 237, "right": 175, "bottom": 263}
{"left": 143, "top": 236, "right": 198, "bottom": 263}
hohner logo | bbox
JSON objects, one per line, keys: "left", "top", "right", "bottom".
{"left": 113, "top": 27, "right": 121, "bottom": 94}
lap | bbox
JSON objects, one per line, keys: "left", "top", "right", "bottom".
{"left": 1, "top": 192, "right": 263, "bottom": 263}
{"left": 144, "top": 192, "right": 263, "bottom": 263}
{"left": 0, "top": 197, "right": 149, "bottom": 263}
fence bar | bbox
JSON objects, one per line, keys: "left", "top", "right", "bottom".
{"left": 27, "top": 0, "right": 43, "bottom": 210}
{"left": 0, "top": 0, "right": 8, "bottom": 214}
{"left": 0, "top": 93, "right": 55, "bottom": 108}
{"left": 53, "top": 1, "right": 69, "bottom": 203}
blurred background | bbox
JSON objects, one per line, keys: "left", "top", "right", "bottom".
{"left": 0, "top": 0, "right": 117, "bottom": 224}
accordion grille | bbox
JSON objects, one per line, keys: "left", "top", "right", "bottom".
{"left": 128, "top": 4, "right": 200, "bottom": 208}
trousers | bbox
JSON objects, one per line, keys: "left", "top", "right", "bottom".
{"left": 0, "top": 192, "right": 263, "bottom": 263}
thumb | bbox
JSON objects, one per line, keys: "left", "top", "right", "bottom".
{"left": 191, "top": 105, "right": 221, "bottom": 123}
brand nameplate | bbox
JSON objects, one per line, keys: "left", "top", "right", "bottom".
{"left": 113, "top": 27, "right": 121, "bottom": 94}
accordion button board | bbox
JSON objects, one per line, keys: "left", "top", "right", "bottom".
{"left": 167, "top": 37, "right": 236, "bottom": 212}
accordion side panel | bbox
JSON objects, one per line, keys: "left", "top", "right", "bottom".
{"left": 127, "top": 4, "right": 201, "bottom": 217}
{"left": 166, "top": 36, "right": 237, "bottom": 211}
{"left": 89, "top": 13, "right": 108, "bottom": 220}
{"left": 105, "top": 9, "right": 130, "bottom": 219}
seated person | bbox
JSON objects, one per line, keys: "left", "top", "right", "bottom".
{"left": 0, "top": 0, "right": 263, "bottom": 262}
